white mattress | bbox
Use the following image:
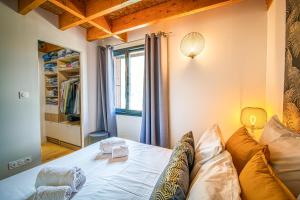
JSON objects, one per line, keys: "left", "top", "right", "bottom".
{"left": 0, "top": 139, "right": 172, "bottom": 200}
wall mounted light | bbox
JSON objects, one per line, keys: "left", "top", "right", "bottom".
{"left": 241, "top": 107, "right": 267, "bottom": 133}
{"left": 180, "top": 32, "right": 205, "bottom": 59}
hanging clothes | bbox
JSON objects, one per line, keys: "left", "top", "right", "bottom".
{"left": 60, "top": 78, "right": 80, "bottom": 117}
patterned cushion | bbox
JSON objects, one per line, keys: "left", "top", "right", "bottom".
{"left": 180, "top": 131, "right": 194, "bottom": 148}
{"left": 150, "top": 132, "right": 194, "bottom": 200}
{"left": 171, "top": 140, "right": 194, "bottom": 169}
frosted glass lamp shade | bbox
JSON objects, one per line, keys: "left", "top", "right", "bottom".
{"left": 241, "top": 107, "right": 267, "bottom": 129}
{"left": 180, "top": 32, "right": 205, "bottom": 58}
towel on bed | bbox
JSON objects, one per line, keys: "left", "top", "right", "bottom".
{"left": 35, "top": 166, "right": 86, "bottom": 192}
{"left": 112, "top": 145, "right": 129, "bottom": 158}
{"left": 100, "top": 137, "right": 126, "bottom": 153}
{"left": 33, "top": 186, "right": 72, "bottom": 200}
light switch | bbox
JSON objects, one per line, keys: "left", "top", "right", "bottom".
{"left": 18, "top": 91, "right": 30, "bottom": 99}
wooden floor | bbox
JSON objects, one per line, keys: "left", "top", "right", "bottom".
{"left": 41, "top": 142, "right": 74, "bottom": 163}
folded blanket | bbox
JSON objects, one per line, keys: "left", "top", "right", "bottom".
{"left": 112, "top": 145, "right": 129, "bottom": 158}
{"left": 100, "top": 137, "right": 126, "bottom": 153}
{"left": 35, "top": 167, "right": 86, "bottom": 192}
{"left": 34, "top": 186, "right": 72, "bottom": 200}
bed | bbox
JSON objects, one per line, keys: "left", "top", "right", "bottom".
{"left": 0, "top": 139, "right": 172, "bottom": 200}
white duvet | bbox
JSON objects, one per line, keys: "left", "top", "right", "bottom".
{"left": 0, "top": 139, "right": 172, "bottom": 200}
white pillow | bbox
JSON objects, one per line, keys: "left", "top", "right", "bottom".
{"left": 260, "top": 115, "right": 300, "bottom": 197}
{"left": 190, "top": 124, "right": 224, "bottom": 181}
{"left": 187, "top": 151, "right": 241, "bottom": 200}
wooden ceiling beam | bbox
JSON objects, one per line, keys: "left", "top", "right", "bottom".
{"left": 59, "top": 12, "right": 83, "bottom": 30}
{"left": 18, "top": 0, "right": 47, "bottom": 15}
{"left": 86, "top": 27, "right": 127, "bottom": 42}
{"left": 113, "top": 33, "right": 128, "bottom": 43}
{"left": 88, "top": 17, "right": 112, "bottom": 34}
{"left": 87, "top": 0, "right": 240, "bottom": 41}
{"left": 266, "top": 0, "right": 273, "bottom": 9}
{"left": 86, "top": 27, "right": 108, "bottom": 41}
{"left": 86, "top": 0, "right": 141, "bottom": 18}
{"left": 59, "top": 0, "right": 141, "bottom": 31}
{"left": 111, "top": 0, "right": 239, "bottom": 34}
{"left": 48, "top": 0, "right": 85, "bottom": 18}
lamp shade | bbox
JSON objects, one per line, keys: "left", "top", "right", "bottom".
{"left": 240, "top": 107, "right": 267, "bottom": 129}
{"left": 180, "top": 32, "right": 205, "bottom": 58}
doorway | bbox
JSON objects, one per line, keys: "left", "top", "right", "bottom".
{"left": 38, "top": 41, "right": 82, "bottom": 163}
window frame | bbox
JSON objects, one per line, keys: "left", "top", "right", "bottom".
{"left": 113, "top": 45, "right": 145, "bottom": 117}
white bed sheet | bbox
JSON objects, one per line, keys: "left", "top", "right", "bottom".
{"left": 0, "top": 139, "right": 172, "bottom": 200}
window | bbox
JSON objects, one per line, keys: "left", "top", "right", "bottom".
{"left": 113, "top": 45, "right": 145, "bottom": 116}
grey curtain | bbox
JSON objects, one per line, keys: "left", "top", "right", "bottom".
{"left": 140, "top": 33, "right": 169, "bottom": 148}
{"left": 96, "top": 46, "right": 117, "bottom": 137}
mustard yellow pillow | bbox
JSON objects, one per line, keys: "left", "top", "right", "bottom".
{"left": 225, "top": 127, "right": 269, "bottom": 174}
{"left": 239, "top": 151, "right": 296, "bottom": 200}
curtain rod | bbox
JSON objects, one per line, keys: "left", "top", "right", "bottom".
{"left": 112, "top": 31, "right": 172, "bottom": 47}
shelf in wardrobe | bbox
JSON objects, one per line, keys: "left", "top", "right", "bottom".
{"left": 44, "top": 59, "right": 57, "bottom": 64}
{"left": 46, "top": 103, "right": 58, "bottom": 106}
{"left": 45, "top": 86, "right": 58, "bottom": 88}
{"left": 44, "top": 55, "right": 79, "bottom": 64}
{"left": 44, "top": 72, "right": 57, "bottom": 76}
{"left": 58, "top": 55, "right": 79, "bottom": 63}
{"left": 58, "top": 67, "right": 80, "bottom": 73}
{"left": 60, "top": 121, "right": 81, "bottom": 126}
{"left": 46, "top": 96, "right": 58, "bottom": 98}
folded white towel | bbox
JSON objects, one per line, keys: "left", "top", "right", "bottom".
{"left": 35, "top": 167, "right": 86, "bottom": 192}
{"left": 33, "top": 186, "right": 72, "bottom": 200}
{"left": 100, "top": 137, "right": 126, "bottom": 153}
{"left": 112, "top": 145, "right": 129, "bottom": 158}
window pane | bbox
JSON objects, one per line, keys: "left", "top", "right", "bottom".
{"left": 129, "top": 50, "right": 144, "bottom": 111}
{"left": 114, "top": 55, "right": 126, "bottom": 109}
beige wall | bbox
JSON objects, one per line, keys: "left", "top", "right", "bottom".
{"left": 265, "top": 0, "right": 286, "bottom": 120}
{"left": 101, "top": 0, "right": 269, "bottom": 146}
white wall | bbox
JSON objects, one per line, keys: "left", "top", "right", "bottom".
{"left": 85, "top": 42, "right": 98, "bottom": 146}
{"left": 0, "top": 0, "right": 97, "bottom": 179}
{"left": 101, "top": 0, "right": 268, "bottom": 146}
{"left": 265, "top": 0, "right": 286, "bottom": 120}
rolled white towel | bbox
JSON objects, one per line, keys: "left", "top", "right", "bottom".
{"left": 35, "top": 167, "right": 86, "bottom": 192}
{"left": 74, "top": 168, "right": 86, "bottom": 192}
{"left": 34, "top": 186, "right": 72, "bottom": 200}
{"left": 100, "top": 137, "right": 126, "bottom": 153}
{"left": 112, "top": 145, "right": 129, "bottom": 158}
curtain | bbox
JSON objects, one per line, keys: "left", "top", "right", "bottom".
{"left": 140, "top": 33, "right": 169, "bottom": 148}
{"left": 96, "top": 46, "right": 117, "bottom": 137}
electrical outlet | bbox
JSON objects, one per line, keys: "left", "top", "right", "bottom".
{"left": 8, "top": 161, "right": 18, "bottom": 170}
{"left": 17, "top": 159, "right": 25, "bottom": 166}
{"left": 8, "top": 156, "right": 33, "bottom": 170}
{"left": 24, "top": 156, "right": 32, "bottom": 164}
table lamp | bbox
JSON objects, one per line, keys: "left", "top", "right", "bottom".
{"left": 241, "top": 107, "right": 267, "bottom": 133}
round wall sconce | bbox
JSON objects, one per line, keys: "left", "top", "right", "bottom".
{"left": 180, "top": 32, "right": 205, "bottom": 59}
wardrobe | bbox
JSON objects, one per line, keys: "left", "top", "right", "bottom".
{"left": 39, "top": 41, "right": 82, "bottom": 149}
